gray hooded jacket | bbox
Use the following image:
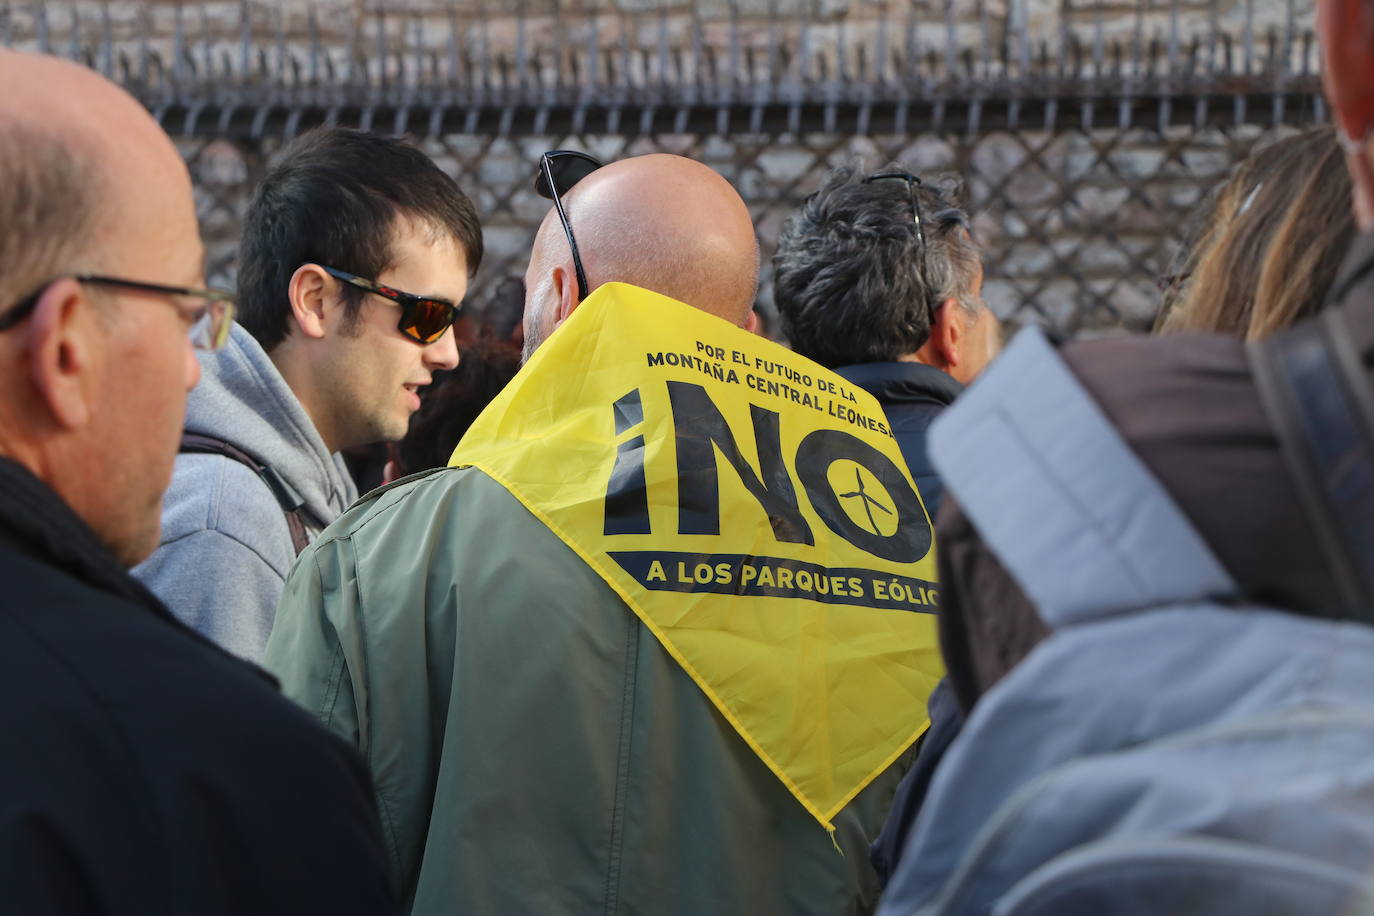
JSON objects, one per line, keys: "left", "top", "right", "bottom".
{"left": 134, "top": 323, "right": 357, "bottom": 662}
{"left": 878, "top": 328, "right": 1374, "bottom": 916}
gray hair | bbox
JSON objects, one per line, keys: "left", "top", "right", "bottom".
{"left": 0, "top": 119, "right": 99, "bottom": 311}
{"left": 772, "top": 162, "right": 983, "bottom": 369}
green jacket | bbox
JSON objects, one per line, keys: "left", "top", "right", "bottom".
{"left": 265, "top": 466, "right": 912, "bottom": 916}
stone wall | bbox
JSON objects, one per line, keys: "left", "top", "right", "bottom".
{"left": 182, "top": 117, "right": 1302, "bottom": 339}
{"left": 4, "top": 1, "right": 1314, "bottom": 91}
{"left": 10, "top": 0, "right": 1323, "bottom": 338}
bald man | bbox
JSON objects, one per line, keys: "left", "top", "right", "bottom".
{"left": 267, "top": 152, "right": 928, "bottom": 915}
{"left": 0, "top": 51, "right": 392, "bottom": 912}
{"left": 521, "top": 153, "right": 761, "bottom": 359}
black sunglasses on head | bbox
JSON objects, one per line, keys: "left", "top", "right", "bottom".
{"left": 319, "top": 265, "right": 459, "bottom": 345}
{"left": 535, "top": 150, "right": 605, "bottom": 302}
{"left": 863, "top": 170, "right": 937, "bottom": 326}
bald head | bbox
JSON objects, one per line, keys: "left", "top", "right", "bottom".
{"left": 0, "top": 51, "right": 198, "bottom": 306}
{"left": 523, "top": 154, "right": 759, "bottom": 359}
{"left": 0, "top": 52, "right": 206, "bottom": 567}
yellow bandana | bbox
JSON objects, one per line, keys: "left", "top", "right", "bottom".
{"left": 451, "top": 283, "right": 944, "bottom": 828}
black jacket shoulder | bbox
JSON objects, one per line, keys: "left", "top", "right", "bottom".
{"left": 836, "top": 362, "right": 963, "bottom": 516}
{"left": 0, "top": 545, "right": 393, "bottom": 916}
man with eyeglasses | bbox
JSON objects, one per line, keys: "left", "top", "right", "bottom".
{"left": 0, "top": 51, "right": 392, "bottom": 912}
{"left": 773, "top": 165, "right": 1000, "bottom": 515}
{"left": 134, "top": 127, "right": 480, "bottom": 662}
{"left": 772, "top": 164, "right": 1001, "bottom": 889}
{"left": 269, "top": 151, "right": 944, "bottom": 915}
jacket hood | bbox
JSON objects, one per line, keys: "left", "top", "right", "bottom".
{"left": 836, "top": 361, "right": 963, "bottom": 409}
{"left": 928, "top": 327, "right": 1237, "bottom": 631}
{"left": 884, "top": 322, "right": 1374, "bottom": 916}
{"left": 185, "top": 323, "right": 357, "bottom": 527}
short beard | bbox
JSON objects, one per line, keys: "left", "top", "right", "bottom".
{"left": 520, "top": 274, "right": 558, "bottom": 365}
{"left": 520, "top": 325, "right": 542, "bottom": 365}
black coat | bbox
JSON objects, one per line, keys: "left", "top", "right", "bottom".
{"left": 835, "top": 361, "right": 965, "bottom": 888}
{"left": 835, "top": 361, "right": 963, "bottom": 517}
{"left": 0, "top": 458, "right": 394, "bottom": 914}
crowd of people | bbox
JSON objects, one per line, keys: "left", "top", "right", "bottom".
{"left": 2, "top": 0, "right": 1374, "bottom": 912}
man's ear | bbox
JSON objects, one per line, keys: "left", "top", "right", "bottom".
{"left": 1320, "top": 0, "right": 1374, "bottom": 229}
{"left": 920, "top": 299, "right": 964, "bottom": 373}
{"left": 743, "top": 309, "right": 762, "bottom": 335}
{"left": 552, "top": 264, "right": 583, "bottom": 327}
{"left": 26, "top": 278, "right": 97, "bottom": 430}
{"left": 1321, "top": 0, "right": 1374, "bottom": 145}
{"left": 287, "top": 264, "right": 333, "bottom": 340}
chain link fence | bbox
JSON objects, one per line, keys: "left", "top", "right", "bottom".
{"left": 11, "top": 0, "right": 1326, "bottom": 338}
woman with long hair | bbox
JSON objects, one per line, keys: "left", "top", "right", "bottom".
{"left": 1156, "top": 126, "right": 1355, "bottom": 339}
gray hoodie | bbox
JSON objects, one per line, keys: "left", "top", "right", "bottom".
{"left": 134, "top": 323, "right": 357, "bottom": 661}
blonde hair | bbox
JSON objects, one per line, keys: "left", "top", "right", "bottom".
{"left": 1156, "top": 127, "right": 1355, "bottom": 340}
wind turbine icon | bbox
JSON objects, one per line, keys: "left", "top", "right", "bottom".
{"left": 838, "top": 466, "right": 893, "bottom": 535}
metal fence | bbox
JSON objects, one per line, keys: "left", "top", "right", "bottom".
{"left": 4, "top": 0, "right": 1327, "bottom": 337}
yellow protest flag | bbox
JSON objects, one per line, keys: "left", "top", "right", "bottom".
{"left": 451, "top": 282, "right": 944, "bottom": 828}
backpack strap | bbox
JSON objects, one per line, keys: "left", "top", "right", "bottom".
{"left": 1248, "top": 305, "right": 1374, "bottom": 614}
{"left": 179, "top": 433, "right": 312, "bottom": 556}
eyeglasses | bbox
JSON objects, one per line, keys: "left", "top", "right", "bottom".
{"left": 0, "top": 275, "right": 236, "bottom": 350}
{"left": 319, "top": 266, "right": 460, "bottom": 345}
{"left": 535, "top": 150, "right": 605, "bottom": 302}
{"left": 863, "top": 171, "right": 937, "bottom": 325}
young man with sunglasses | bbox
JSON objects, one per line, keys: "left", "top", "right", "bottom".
{"left": 269, "top": 151, "right": 943, "bottom": 915}
{"left": 135, "top": 127, "right": 480, "bottom": 662}
{"left": 0, "top": 51, "right": 392, "bottom": 912}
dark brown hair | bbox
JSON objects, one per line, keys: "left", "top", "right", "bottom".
{"left": 1156, "top": 126, "right": 1355, "bottom": 340}
{"left": 237, "top": 128, "right": 483, "bottom": 351}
